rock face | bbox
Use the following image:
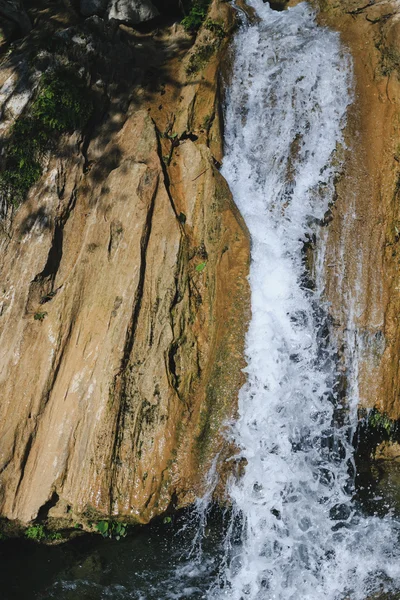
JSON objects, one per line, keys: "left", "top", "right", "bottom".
{"left": 311, "top": 0, "right": 400, "bottom": 419}
{"left": 0, "top": 0, "right": 250, "bottom": 527}
{"left": 0, "top": 0, "right": 31, "bottom": 40}
{"left": 80, "top": 0, "right": 159, "bottom": 24}
{"left": 108, "top": 0, "right": 158, "bottom": 24}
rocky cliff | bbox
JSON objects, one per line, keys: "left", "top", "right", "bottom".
{"left": 4, "top": 0, "right": 399, "bottom": 535}
{"left": 309, "top": 0, "right": 400, "bottom": 423}
{"left": 0, "top": 0, "right": 250, "bottom": 530}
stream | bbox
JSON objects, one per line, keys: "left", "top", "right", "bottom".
{"left": 3, "top": 2, "right": 400, "bottom": 599}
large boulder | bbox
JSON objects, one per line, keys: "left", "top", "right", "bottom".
{"left": 80, "top": 0, "right": 159, "bottom": 24}
{"left": 108, "top": 0, "right": 158, "bottom": 24}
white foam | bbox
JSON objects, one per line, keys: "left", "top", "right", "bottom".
{"left": 214, "top": 2, "right": 400, "bottom": 598}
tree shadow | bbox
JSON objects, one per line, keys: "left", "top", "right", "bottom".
{"left": 0, "top": 0, "right": 199, "bottom": 215}
{"left": 19, "top": 206, "right": 52, "bottom": 235}
{"left": 0, "top": 0, "right": 218, "bottom": 231}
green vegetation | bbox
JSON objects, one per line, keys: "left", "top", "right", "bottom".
{"left": 34, "top": 311, "right": 48, "bottom": 322}
{"left": 33, "top": 72, "right": 92, "bottom": 132}
{"left": 95, "top": 520, "right": 128, "bottom": 540}
{"left": 205, "top": 19, "right": 225, "bottom": 39}
{"left": 181, "top": 0, "right": 211, "bottom": 32}
{"left": 196, "top": 261, "right": 207, "bottom": 272}
{"left": 355, "top": 408, "right": 400, "bottom": 468}
{"left": 25, "top": 525, "right": 46, "bottom": 541}
{"left": 368, "top": 409, "right": 397, "bottom": 437}
{"left": 163, "top": 516, "right": 172, "bottom": 524}
{"left": 183, "top": 11, "right": 226, "bottom": 76}
{"left": 0, "top": 69, "right": 93, "bottom": 209}
{"left": 25, "top": 524, "right": 62, "bottom": 542}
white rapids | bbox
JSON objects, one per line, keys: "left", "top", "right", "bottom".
{"left": 11, "top": 4, "right": 400, "bottom": 600}
{"left": 212, "top": 1, "right": 400, "bottom": 599}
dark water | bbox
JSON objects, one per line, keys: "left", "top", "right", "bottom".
{"left": 0, "top": 509, "right": 228, "bottom": 600}
{"left": 2, "top": 486, "right": 400, "bottom": 600}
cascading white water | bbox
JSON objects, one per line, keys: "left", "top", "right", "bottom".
{"left": 214, "top": 2, "right": 400, "bottom": 598}
{"left": 17, "top": 5, "right": 400, "bottom": 600}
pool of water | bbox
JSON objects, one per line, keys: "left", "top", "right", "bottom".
{"left": 2, "top": 488, "right": 400, "bottom": 600}
{"left": 0, "top": 509, "right": 229, "bottom": 600}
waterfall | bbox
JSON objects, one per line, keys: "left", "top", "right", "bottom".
{"left": 214, "top": 1, "right": 400, "bottom": 598}
{"left": 16, "top": 4, "right": 400, "bottom": 600}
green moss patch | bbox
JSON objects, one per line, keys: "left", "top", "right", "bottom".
{"left": 368, "top": 409, "right": 397, "bottom": 437}
{"left": 186, "top": 42, "right": 216, "bottom": 75}
{"left": 356, "top": 407, "right": 400, "bottom": 462}
{"left": 181, "top": 0, "right": 212, "bottom": 33}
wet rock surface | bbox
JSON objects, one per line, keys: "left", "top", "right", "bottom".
{"left": 312, "top": 0, "right": 400, "bottom": 419}
{"left": 0, "top": 0, "right": 250, "bottom": 529}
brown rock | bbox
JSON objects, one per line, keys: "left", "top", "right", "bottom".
{"left": 0, "top": 0, "right": 250, "bottom": 527}
{"left": 374, "top": 441, "right": 400, "bottom": 461}
{"left": 313, "top": 1, "right": 400, "bottom": 418}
